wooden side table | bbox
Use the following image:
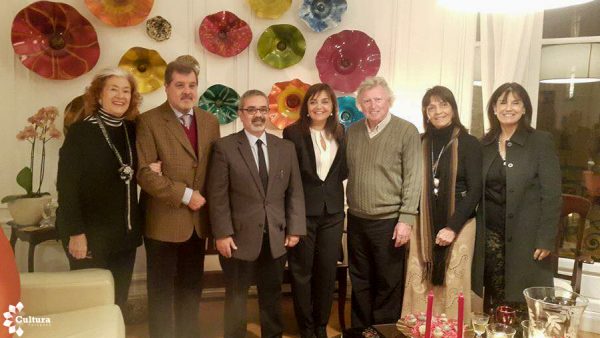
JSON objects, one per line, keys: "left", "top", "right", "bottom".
{"left": 8, "top": 221, "right": 58, "bottom": 272}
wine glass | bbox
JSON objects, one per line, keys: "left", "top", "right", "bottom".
{"left": 487, "top": 323, "right": 516, "bottom": 338}
{"left": 40, "top": 199, "right": 58, "bottom": 228}
{"left": 471, "top": 312, "right": 490, "bottom": 338}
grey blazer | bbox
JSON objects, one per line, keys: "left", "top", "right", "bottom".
{"left": 473, "top": 127, "right": 561, "bottom": 301}
{"left": 208, "top": 131, "right": 306, "bottom": 261}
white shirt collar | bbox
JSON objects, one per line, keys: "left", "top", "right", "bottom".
{"left": 366, "top": 112, "right": 392, "bottom": 134}
{"left": 169, "top": 104, "right": 194, "bottom": 119}
{"left": 244, "top": 129, "right": 268, "bottom": 146}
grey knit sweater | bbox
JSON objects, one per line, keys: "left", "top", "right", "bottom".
{"left": 346, "top": 115, "right": 422, "bottom": 225}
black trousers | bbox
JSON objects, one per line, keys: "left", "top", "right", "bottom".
{"left": 219, "top": 234, "right": 287, "bottom": 338}
{"left": 145, "top": 231, "right": 205, "bottom": 338}
{"left": 66, "top": 246, "right": 136, "bottom": 310}
{"left": 288, "top": 212, "right": 344, "bottom": 338}
{"left": 347, "top": 214, "right": 406, "bottom": 327}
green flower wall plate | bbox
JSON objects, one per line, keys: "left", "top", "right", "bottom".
{"left": 199, "top": 84, "right": 240, "bottom": 125}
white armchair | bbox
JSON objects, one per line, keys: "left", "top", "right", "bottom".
{"left": 19, "top": 269, "right": 125, "bottom": 338}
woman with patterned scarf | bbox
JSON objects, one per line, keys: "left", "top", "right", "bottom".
{"left": 402, "top": 86, "right": 482, "bottom": 320}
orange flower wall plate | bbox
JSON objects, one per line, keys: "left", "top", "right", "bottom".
{"left": 85, "top": 0, "right": 154, "bottom": 27}
{"left": 268, "top": 79, "right": 311, "bottom": 129}
{"left": 11, "top": 1, "right": 100, "bottom": 80}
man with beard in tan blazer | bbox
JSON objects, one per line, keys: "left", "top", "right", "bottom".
{"left": 136, "top": 57, "right": 220, "bottom": 338}
{"left": 208, "top": 89, "right": 306, "bottom": 338}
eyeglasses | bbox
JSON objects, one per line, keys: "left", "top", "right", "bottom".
{"left": 240, "top": 107, "right": 269, "bottom": 115}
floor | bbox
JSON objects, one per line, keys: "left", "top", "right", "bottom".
{"left": 125, "top": 294, "right": 599, "bottom": 338}
{"left": 125, "top": 293, "right": 349, "bottom": 338}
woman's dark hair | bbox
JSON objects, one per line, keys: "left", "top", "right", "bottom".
{"left": 297, "top": 83, "right": 344, "bottom": 142}
{"left": 421, "top": 85, "right": 466, "bottom": 133}
{"left": 482, "top": 82, "right": 534, "bottom": 143}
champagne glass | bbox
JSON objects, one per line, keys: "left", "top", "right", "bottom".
{"left": 472, "top": 312, "right": 490, "bottom": 338}
{"left": 487, "top": 323, "right": 516, "bottom": 338}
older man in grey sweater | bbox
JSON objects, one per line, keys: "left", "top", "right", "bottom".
{"left": 346, "top": 76, "right": 422, "bottom": 327}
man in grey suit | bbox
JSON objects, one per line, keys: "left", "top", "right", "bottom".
{"left": 208, "top": 89, "right": 306, "bottom": 338}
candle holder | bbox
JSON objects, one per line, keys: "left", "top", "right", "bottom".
{"left": 496, "top": 306, "right": 517, "bottom": 325}
{"left": 523, "top": 287, "right": 589, "bottom": 338}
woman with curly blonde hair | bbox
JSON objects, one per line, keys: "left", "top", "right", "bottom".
{"left": 56, "top": 68, "right": 149, "bottom": 310}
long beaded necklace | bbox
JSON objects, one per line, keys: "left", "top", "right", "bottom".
{"left": 96, "top": 113, "right": 134, "bottom": 231}
{"left": 431, "top": 137, "right": 456, "bottom": 196}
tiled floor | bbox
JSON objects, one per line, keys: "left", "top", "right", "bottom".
{"left": 125, "top": 294, "right": 348, "bottom": 338}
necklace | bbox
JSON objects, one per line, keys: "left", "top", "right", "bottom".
{"left": 431, "top": 137, "right": 456, "bottom": 196}
{"left": 96, "top": 114, "right": 134, "bottom": 231}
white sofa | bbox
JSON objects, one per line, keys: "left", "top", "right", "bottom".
{"left": 19, "top": 269, "right": 125, "bottom": 338}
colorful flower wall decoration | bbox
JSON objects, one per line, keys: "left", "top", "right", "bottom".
{"left": 85, "top": 0, "right": 154, "bottom": 27}
{"left": 11, "top": 1, "right": 100, "bottom": 80}
{"left": 247, "top": 0, "right": 292, "bottom": 19}
{"left": 268, "top": 79, "right": 311, "bottom": 129}
{"left": 199, "top": 84, "right": 240, "bottom": 125}
{"left": 299, "top": 0, "right": 347, "bottom": 33}
{"left": 199, "top": 11, "right": 252, "bottom": 58}
{"left": 118, "top": 47, "right": 166, "bottom": 94}
{"left": 257, "top": 24, "right": 306, "bottom": 69}
{"left": 146, "top": 16, "right": 172, "bottom": 42}
{"left": 337, "top": 96, "right": 364, "bottom": 129}
{"left": 315, "top": 30, "right": 381, "bottom": 93}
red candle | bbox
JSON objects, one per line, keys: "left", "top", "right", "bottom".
{"left": 425, "top": 291, "right": 434, "bottom": 338}
{"left": 457, "top": 292, "right": 464, "bottom": 338}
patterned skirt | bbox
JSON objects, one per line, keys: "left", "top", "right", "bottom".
{"left": 402, "top": 218, "right": 476, "bottom": 321}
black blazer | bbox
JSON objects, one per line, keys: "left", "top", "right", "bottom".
{"left": 283, "top": 123, "right": 347, "bottom": 217}
{"left": 473, "top": 127, "right": 561, "bottom": 301}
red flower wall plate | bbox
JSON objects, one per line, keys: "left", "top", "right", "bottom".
{"left": 11, "top": 1, "right": 100, "bottom": 80}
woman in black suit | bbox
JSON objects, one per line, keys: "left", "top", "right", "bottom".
{"left": 283, "top": 83, "right": 346, "bottom": 338}
{"left": 474, "top": 82, "right": 561, "bottom": 312}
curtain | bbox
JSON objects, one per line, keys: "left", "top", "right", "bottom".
{"left": 480, "top": 12, "right": 544, "bottom": 131}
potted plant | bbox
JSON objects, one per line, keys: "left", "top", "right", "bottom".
{"left": 2, "top": 107, "right": 62, "bottom": 225}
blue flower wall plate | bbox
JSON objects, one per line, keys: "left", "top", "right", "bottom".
{"left": 299, "top": 0, "right": 347, "bottom": 33}
{"left": 337, "top": 96, "right": 364, "bottom": 129}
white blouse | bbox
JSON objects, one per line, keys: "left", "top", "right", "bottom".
{"left": 309, "top": 128, "right": 338, "bottom": 181}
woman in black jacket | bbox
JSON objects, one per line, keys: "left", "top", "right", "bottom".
{"left": 56, "top": 68, "right": 150, "bottom": 310}
{"left": 475, "top": 82, "right": 561, "bottom": 312}
{"left": 283, "top": 83, "right": 346, "bottom": 338}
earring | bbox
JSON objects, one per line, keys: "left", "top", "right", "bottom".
{"left": 330, "top": 113, "right": 333, "bottom": 116}
{"left": 307, "top": 113, "right": 310, "bottom": 117}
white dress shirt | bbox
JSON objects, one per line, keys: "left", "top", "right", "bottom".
{"left": 244, "top": 130, "right": 269, "bottom": 172}
{"left": 310, "top": 128, "right": 337, "bottom": 181}
{"left": 169, "top": 105, "right": 195, "bottom": 205}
